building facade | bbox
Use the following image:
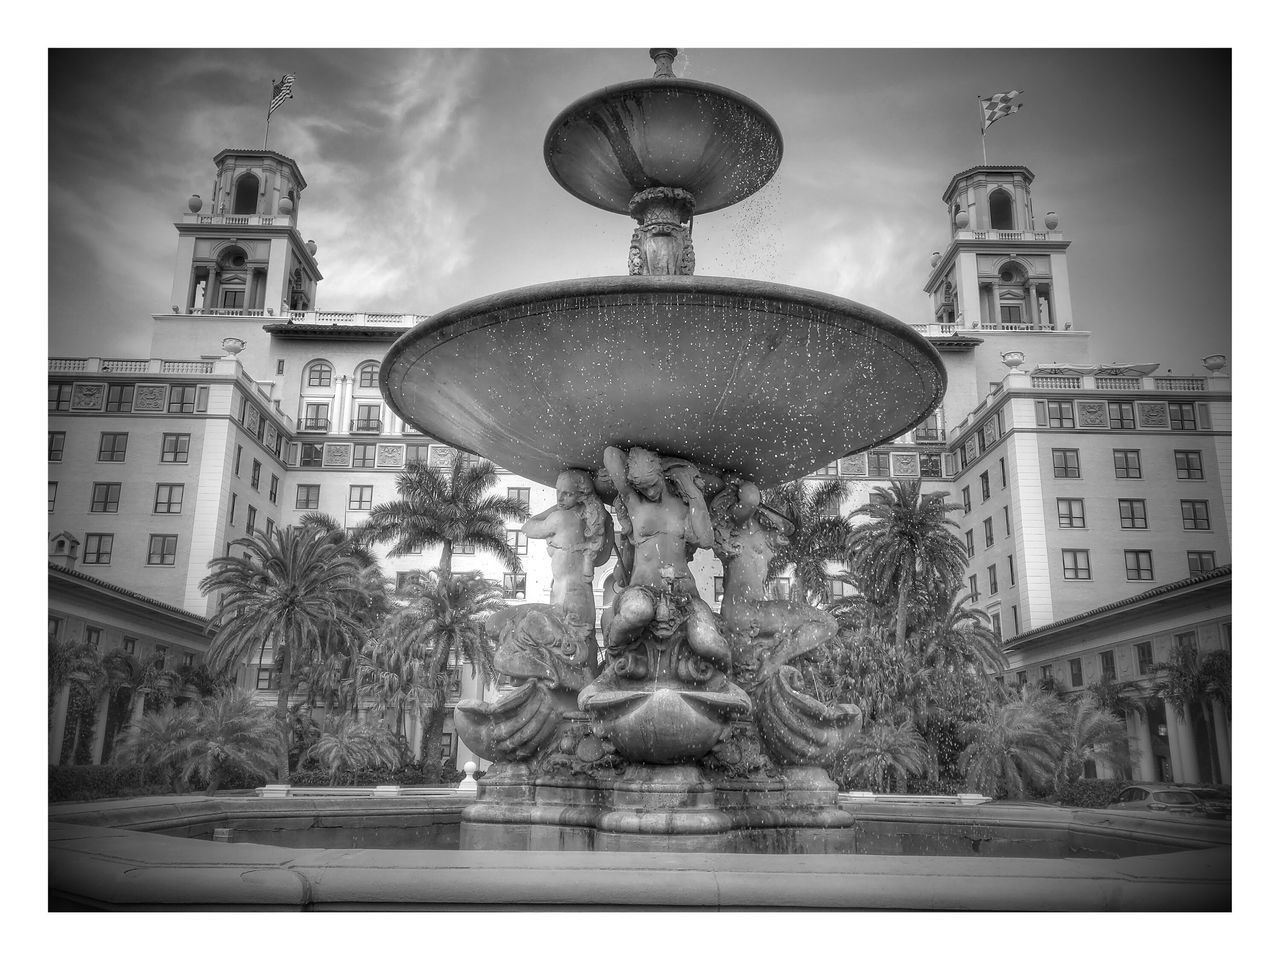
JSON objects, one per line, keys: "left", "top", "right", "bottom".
{"left": 48, "top": 150, "right": 1231, "bottom": 781}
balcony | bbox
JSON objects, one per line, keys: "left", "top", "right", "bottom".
{"left": 953, "top": 229, "right": 1064, "bottom": 242}
{"left": 286, "top": 310, "right": 429, "bottom": 328}
{"left": 912, "top": 322, "right": 1067, "bottom": 337}
{"left": 182, "top": 213, "right": 283, "bottom": 227}
{"left": 912, "top": 426, "right": 942, "bottom": 443}
{"left": 299, "top": 418, "right": 331, "bottom": 433}
{"left": 350, "top": 419, "right": 383, "bottom": 433}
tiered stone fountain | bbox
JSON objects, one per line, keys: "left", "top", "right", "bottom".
{"left": 382, "top": 50, "right": 947, "bottom": 851}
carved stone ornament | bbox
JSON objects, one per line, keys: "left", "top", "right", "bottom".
{"left": 264, "top": 424, "right": 278, "bottom": 450}
{"left": 245, "top": 405, "right": 261, "bottom": 434}
{"left": 892, "top": 453, "right": 920, "bottom": 476}
{"left": 841, "top": 454, "right": 867, "bottom": 477}
{"left": 133, "top": 385, "right": 168, "bottom": 411}
{"left": 1077, "top": 400, "right": 1108, "bottom": 428}
{"left": 322, "top": 443, "right": 352, "bottom": 467}
{"left": 627, "top": 187, "right": 696, "bottom": 277}
{"left": 70, "top": 383, "right": 106, "bottom": 411}
{"left": 1137, "top": 402, "right": 1170, "bottom": 429}
{"left": 376, "top": 443, "right": 405, "bottom": 468}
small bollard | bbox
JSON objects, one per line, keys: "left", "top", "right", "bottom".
{"left": 456, "top": 760, "right": 478, "bottom": 794}
{"left": 211, "top": 828, "right": 234, "bottom": 843}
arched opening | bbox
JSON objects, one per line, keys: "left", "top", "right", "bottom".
{"left": 356, "top": 361, "right": 381, "bottom": 390}
{"left": 988, "top": 188, "right": 1014, "bottom": 230}
{"left": 233, "top": 173, "right": 260, "bottom": 215}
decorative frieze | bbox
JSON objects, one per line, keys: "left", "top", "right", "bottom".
{"left": 376, "top": 444, "right": 406, "bottom": 468}
{"left": 70, "top": 383, "right": 106, "bottom": 411}
{"left": 323, "top": 443, "right": 353, "bottom": 468}
{"left": 133, "top": 384, "right": 168, "bottom": 411}
{"left": 1077, "top": 400, "right": 1108, "bottom": 428}
{"left": 839, "top": 454, "right": 866, "bottom": 477}
{"left": 264, "top": 424, "right": 278, "bottom": 452}
{"left": 245, "top": 406, "right": 261, "bottom": 435}
{"left": 892, "top": 453, "right": 919, "bottom": 477}
{"left": 1137, "top": 402, "right": 1169, "bottom": 428}
{"left": 428, "top": 444, "right": 455, "bottom": 470}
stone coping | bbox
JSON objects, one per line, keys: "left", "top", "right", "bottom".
{"left": 49, "top": 795, "right": 1230, "bottom": 910}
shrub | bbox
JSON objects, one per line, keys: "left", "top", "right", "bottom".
{"left": 49, "top": 764, "right": 171, "bottom": 803}
{"left": 1053, "top": 778, "right": 1125, "bottom": 809}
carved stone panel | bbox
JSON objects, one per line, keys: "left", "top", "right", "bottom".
{"left": 428, "top": 444, "right": 455, "bottom": 469}
{"left": 70, "top": 383, "right": 106, "bottom": 411}
{"left": 376, "top": 443, "right": 405, "bottom": 468}
{"left": 323, "top": 443, "right": 352, "bottom": 468}
{"left": 1077, "top": 400, "right": 1108, "bottom": 428}
{"left": 840, "top": 454, "right": 867, "bottom": 477}
{"left": 1137, "top": 402, "right": 1169, "bottom": 429}
{"left": 264, "top": 424, "right": 278, "bottom": 452}
{"left": 892, "top": 453, "right": 920, "bottom": 477}
{"left": 245, "top": 406, "right": 261, "bottom": 434}
{"left": 134, "top": 384, "right": 167, "bottom": 411}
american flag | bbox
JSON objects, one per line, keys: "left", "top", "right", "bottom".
{"left": 269, "top": 74, "right": 296, "bottom": 116}
{"left": 980, "top": 89, "right": 1023, "bottom": 131}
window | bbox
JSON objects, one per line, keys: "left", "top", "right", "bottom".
{"left": 983, "top": 517, "right": 994, "bottom": 548}
{"left": 1047, "top": 400, "right": 1075, "bottom": 429}
{"left": 1016, "top": 670, "right": 1027, "bottom": 688}
{"left": 168, "top": 385, "right": 197, "bottom": 413}
{"left": 48, "top": 481, "right": 57, "bottom": 512}
{"left": 300, "top": 442, "right": 324, "bottom": 467}
{"left": 506, "top": 530, "right": 528, "bottom": 555}
{"left": 987, "top": 564, "right": 998, "bottom": 594}
{"left": 451, "top": 542, "right": 476, "bottom": 555}
{"left": 1003, "top": 505, "right": 1011, "bottom": 537}
{"left": 1174, "top": 450, "right": 1204, "bottom": 480}
{"left": 182, "top": 652, "right": 194, "bottom": 668}
{"left": 1125, "top": 549, "right": 1154, "bottom": 581}
{"left": 1118, "top": 499, "right": 1147, "bottom": 529}
{"left": 1221, "top": 623, "right": 1231, "bottom": 652}
{"left": 1100, "top": 650, "right": 1116, "bottom": 682}
{"left": 1175, "top": 631, "right": 1197, "bottom": 654}
{"left": 256, "top": 667, "right": 277, "bottom": 690}
{"left": 354, "top": 403, "right": 381, "bottom": 432}
{"left": 457, "top": 452, "right": 482, "bottom": 470}
{"left": 106, "top": 384, "right": 133, "bottom": 412}
{"left": 269, "top": 475, "right": 279, "bottom": 504}
{"left": 868, "top": 451, "right": 890, "bottom": 478}
{"left": 1108, "top": 401, "right": 1135, "bottom": 430}
{"left": 1181, "top": 500, "right": 1210, "bottom": 530}
{"left": 1052, "top": 449, "right": 1080, "bottom": 478}
{"left": 1136, "top": 641, "right": 1154, "bottom": 675}
{"left": 980, "top": 471, "right": 990, "bottom": 501}
{"left": 83, "top": 533, "right": 113, "bottom": 564}
{"left": 265, "top": 518, "right": 275, "bottom": 540}
{"left": 811, "top": 462, "right": 838, "bottom": 477}
{"left": 228, "top": 493, "right": 237, "bottom": 525}
{"left": 154, "top": 645, "right": 168, "bottom": 669}
{"left": 148, "top": 534, "right": 178, "bottom": 565}
{"left": 122, "top": 637, "right": 136, "bottom": 655}
{"left": 358, "top": 363, "right": 380, "bottom": 389}
{"left": 248, "top": 460, "right": 261, "bottom": 490}
{"left": 161, "top": 433, "right": 190, "bottom": 463}
{"left": 1011, "top": 604, "right": 1019, "bottom": 634}
{"left": 828, "top": 577, "right": 855, "bottom": 599}
{"left": 1062, "top": 549, "right": 1091, "bottom": 580}
{"left": 98, "top": 432, "right": 128, "bottom": 462}
{"left": 49, "top": 616, "right": 63, "bottom": 642}
{"left": 991, "top": 612, "right": 1002, "bottom": 640}
{"left": 276, "top": 359, "right": 286, "bottom": 376}
{"left": 154, "top": 484, "right": 184, "bottom": 514}
{"left": 1057, "top": 498, "right": 1085, "bottom": 528}
{"left": 961, "top": 486, "right": 971, "bottom": 513}
{"left": 1008, "top": 554, "right": 1017, "bottom": 586}
{"left": 920, "top": 453, "right": 942, "bottom": 478}
{"left": 406, "top": 444, "right": 429, "bottom": 462}
{"left": 508, "top": 487, "right": 531, "bottom": 509}
{"left": 1187, "top": 551, "right": 1216, "bottom": 575}
{"left": 768, "top": 577, "right": 792, "bottom": 600}
{"left": 1169, "top": 402, "right": 1197, "bottom": 431}
{"left": 999, "top": 304, "right": 1022, "bottom": 325}
{"left": 348, "top": 485, "right": 373, "bottom": 510}
{"left": 90, "top": 482, "right": 121, "bottom": 513}
{"left": 245, "top": 505, "right": 257, "bottom": 535}
{"left": 296, "top": 484, "right": 320, "bottom": 510}
{"left": 1069, "top": 658, "right": 1083, "bottom": 688}
{"left": 1040, "top": 664, "right": 1053, "bottom": 682}
{"left": 234, "top": 445, "right": 243, "bottom": 475}
{"left": 999, "top": 457, "right": 1007, "bottom": 488}
{"left": 306, "top": 362, "right": 333, "bottom": 388}
{"left": 49, "top": 383, "right": 72, "bottom": 411}
{"left": 353, "top": 443, "right": 376, "bottom": 468}
{"left": 303, "top": 403, "right": 330, "bottom": 431}
{"left": 49, "top": 432, "right": 65, "bottom": 462}
{"left": 502, "top": 573, "right": 527, "bottom": 600}
{"left": 395, "top": 571, "right": 423, "bottom": 594}
{"left": 964, "top": 530, "right": 975, "bottom": 558}
{"left": 968, "top": 574, "right": 979, "bottom": 601}
{"left": 85, "top": 626, "right": 102, "bottom": 649}
{"left": 1113, "top": 449, "right": 1142, "bottom": 478}
{"left": 989, "top": 189, "right": 1014, "bottom": 230}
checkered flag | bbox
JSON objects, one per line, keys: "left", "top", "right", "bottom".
{"left": 269, "top": 74, "right": 296, "bottom": 117}
{"left": 980, "top": 89, "right": 1023, "bottom": 131}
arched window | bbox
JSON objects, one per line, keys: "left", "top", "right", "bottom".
{"left": 305, "top": 360, "right": 333, "bottom": 388}
{"left": 988, "top": 189, "right": 1014, "bottom": 230}
{"left": 357, "top": 361, "right": 381, "bottom": 389}
{"left": 233, "top": 173, "right": 260, "bottom": 215}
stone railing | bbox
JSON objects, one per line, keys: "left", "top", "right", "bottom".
{"left": 286, "top": 310, "right": 429, "bottom": 327}
{"left": 49, "top": 359, "right": 88, "bottom": 372}
{"left": 161, "top": 360, "right": 214, "bottom": 374}
{"left": 51, "top": 357, "right": 218, "bottom": 375}
{"left": 1096, "top": 376, "right": 1141, "bottom": 390}
{"left": 183, "top": 213, "right": 283, "bottom": 227}
{"left": 954, "top": 229, "right": 1061, "bottom": 242}
{"left": 1030, "top": 375, "right": 1081, "bottom": 389}
{"left": 911, "top": 322, "right": 1067, "bottom": 336}
{"left": 182, "top": 307, "right": 271, "bottom": 317}
{"left": 1155, "top": 377, "right": 1207, "bottom": 392}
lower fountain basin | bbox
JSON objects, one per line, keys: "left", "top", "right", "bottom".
{"left": 380, "top": 275, "right": 946, "bottom": 488}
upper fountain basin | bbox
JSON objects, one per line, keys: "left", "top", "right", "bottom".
{"left": 544, "top": 78, "right": 783, "bottom": 216}
{"left": 381, "top": 275, "right": 946, "bottom": 489}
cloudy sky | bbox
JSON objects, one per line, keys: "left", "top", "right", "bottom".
{"left": 48, "top": 48, "right": 1229, "bottom": 375}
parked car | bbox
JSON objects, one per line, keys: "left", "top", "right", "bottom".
{"left": 1181, "top": 785, "right": 1231, "bottom": 820}
{"left": 1107, "top": 783, "right": 1204, "bottom": 816}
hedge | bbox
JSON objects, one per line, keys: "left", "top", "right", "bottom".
{"left": 1053, "top": 778, "right": 1125, "bottom": 809}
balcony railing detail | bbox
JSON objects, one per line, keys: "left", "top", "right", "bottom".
{"left": 350, "top": 419, "right": 383, "bottom": 433}
{"left": 1096, "top": 377, "right": 1141, "bottom": 390}
{"left": 957, "top": 229, "right": 1059, "bottom": 242}
{"left": 1030, "top": 376, "right": 1081, "bottom": 389}
{"left": 160, "top": 361, "right": 213, "bottom": 374}
{"left": 188, "top": 213, "right": 279, "bottom": 227}
{"left": 49, "top": 359, "right": 88, "bottom": 372}
{"left": 299, "top": 418, "right": 331, "bottom": 432}
{"left": 286, "top": 310, "right": 428, "bottom": 327}
{"left": 1154, "top": 377, "right": 1206, "bottom": 392}
{"left": 101, "top": 360, "right": 151, "bottom": 373}
{"left": 183, "top": 308, "right": 269, "bottom": 317}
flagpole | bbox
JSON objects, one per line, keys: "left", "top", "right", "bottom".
{"left": 264, "top": 78, "right": 273, "bottom": 150}
{"left": 978, "top": 96, "right": 987, "bottom": 164}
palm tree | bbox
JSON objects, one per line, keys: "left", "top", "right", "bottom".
{"left": 48, "top": 635, "right": 107, "bottom": 764}
{"left": 916, "top": 591, "right": 1006, "bottom": 676}
{"left": 304, "top": 715, "right": 402, "bottom": 786}
{"left": 1153, "top": 644, "right": 1229, "bottom": 783}
{"left": 839, "top": 719, "right": 929, "bottom": 793}
{"left": 200, "top": 524, "right": 370, "bottom": 782}
{"left": 1055, "top": 694, "right": 1130, "bottom": 786}
{"left": 180, "top": 689, "right": 282, "bottom": 794}
{"left": 113, "top": 703, "right": 201, "bottom": 793}
{"left": 959, "top": 684, "right": 1062, "bottom": 799}
{"left": 759, "top": 478, "right": 856, "bottom": 603}
{"left": 361, "top": 458, "right": 529, "bottom": 577}
{"left": 848, "top": 480, "right": 968, "bottom": 650}
{"left": 383, "top": 571, "right": 505, "bottom": 779}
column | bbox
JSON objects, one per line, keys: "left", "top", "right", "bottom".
{"left": 88, "top": 693, "right": 112, "bottom": 766}
{"left": 1128, "top": 707, "right": 1156, "bottom": 782}
{"left": 131, "top": 689, "right": 148, "bottom": 726}
{"left": 1163, "top": 699, "right": 1186, "bottom": 782}
{"left": 1027, "top": 282, "right": 1042, "bottom": 328}
{"left": 1211, "top": 699, "right": 1231, "bottom": 784}
{"left": 49, "top": 683, "right": 71, "bottom": 764}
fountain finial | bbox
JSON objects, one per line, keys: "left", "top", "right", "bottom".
{"left": 649, "top": 48, "right": 678, "bottom": 78}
